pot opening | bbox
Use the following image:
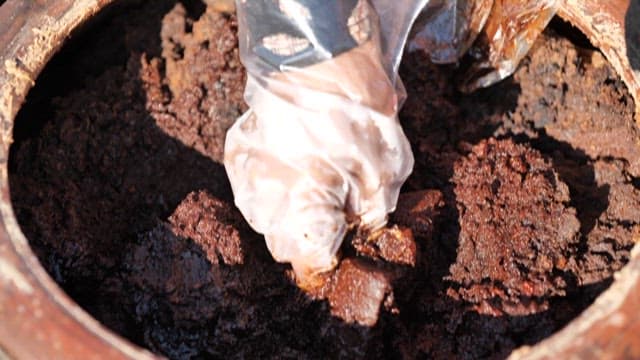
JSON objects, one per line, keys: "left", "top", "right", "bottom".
{"left": 7, "top": 0, "right": 639, "bottom": 358}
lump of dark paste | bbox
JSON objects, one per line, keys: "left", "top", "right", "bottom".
{"left": 310, "top": 190, "right": 444, "bottom": 326}
{"left": 448, "top": 138, "right": 580, "bottom": 315}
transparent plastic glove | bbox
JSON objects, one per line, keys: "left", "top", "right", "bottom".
{"left": 225, "top": 0, "right": 427, "bottom": 285}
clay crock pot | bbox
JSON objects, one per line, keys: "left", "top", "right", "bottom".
{"left": 0, "top": 1, "right": 638, "bottom": 359}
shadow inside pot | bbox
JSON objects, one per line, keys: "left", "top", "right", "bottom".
{"left": 625, "top": 0, "right": 640, "bottom": 71}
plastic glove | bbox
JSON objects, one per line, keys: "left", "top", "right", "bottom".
{"left": 225, "top": 0, "right": 427, "bottom": 285}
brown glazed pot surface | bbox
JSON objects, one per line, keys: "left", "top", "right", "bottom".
{"left": 0, "top": 0, "right": 638, "bottom": 359}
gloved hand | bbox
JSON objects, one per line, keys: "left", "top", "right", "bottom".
{"left": 225, "top": 0, "right": 426, "bottom": 286}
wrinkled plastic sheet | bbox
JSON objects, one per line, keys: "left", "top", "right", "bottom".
{"left": 409, "top": 0, "right": 493, "bottom": 64}
{"left": 233, "top": 1, "right": 629, "bottom": 96}
{"left": 410, "top": 0, "right": 558, "bottom": 91}
{"left": 409, "top": 0, "right": 640, "bottom": 112}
